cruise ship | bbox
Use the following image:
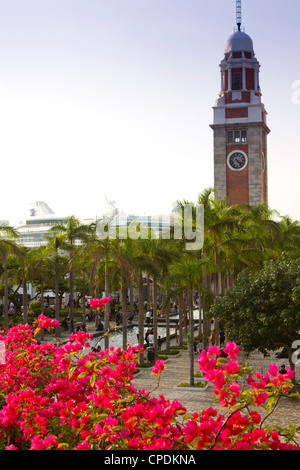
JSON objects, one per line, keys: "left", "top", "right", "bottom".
{"left": 16, "top": 202, "right": 66, "bottom": 248}
{"left": 11, "top": 202, "right": 172, "bottom": 248}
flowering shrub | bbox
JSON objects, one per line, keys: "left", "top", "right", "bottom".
{"left": 89, "top": 297, "right": 113, "bottom": 310}
{"left": 0, "top": 303, "right": 299, "bottom": 450}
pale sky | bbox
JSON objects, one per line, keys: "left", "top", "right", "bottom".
{"left": 0, "top": 0, "right": 299, "bottom": 226}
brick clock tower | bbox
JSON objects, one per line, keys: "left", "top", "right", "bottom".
{"left": 211, "top": 1, "right": 270, "bottom": 206}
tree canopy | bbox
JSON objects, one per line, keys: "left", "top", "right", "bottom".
{"left": 209, "top": 257, "right": 300, "bottom": 369}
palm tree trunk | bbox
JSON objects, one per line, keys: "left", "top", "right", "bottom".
{"left": 129, "top": 282, "right": 134, "bottom": 319}
{"left": 203, "top": 275, "right": 210, "bottom": 350}
{"left": 198, "top": 295, "right": 203, "bottom": 339}
{"left": 163, "top": 291, "right": 170, "bottom": 353}
{"left": 69, "top": 253, "right": 74, "bottom": 323}
{"left": 104, "top": 259, "right": 110, "bottom": 350}
{"left": 152, "top": 278, "right": 158, "bottom": 357}
{"left": 184, "top": 290, "right": 188, "bottom": 334}
{"left": 22, "top": 278, "right": 28, "bottom": 324}
{"left": 82, "top": 270, "right": 86, "bottom": 329}
{"left": 138, "top": 275, "right": 144, "bottom": 365}
{"left": 122, "top": 285, "right": 127, "bottom": 350}
{"left": 189, "top": 288, "right": 195, "bottom": 386}
{"left": 214, "top": 250, "right": 221, "bottom": 345}
{"left": 39, "top": 276, "right": 45, "bottom": 340}
{"left": 4, "top": 255, "right": 8, "bottom": 330}
{"left": 55, "top": 253, "right": 61, "bottom": 337}
{"left": 178, "top": 292, "right": 184, "bottom": 347}
{"left": 147, "top": 276, "right": 151, "bottom": 307}
{"left": 40, "top": 277, "right": 44, "bottom": 315}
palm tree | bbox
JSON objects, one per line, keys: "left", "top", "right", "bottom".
{"left": 137, "top": 237, "right": 176, "bottom": 357}
{"left": 73, "top": 244, "right": 94, "bottom": 330}
{"left": 87, "top": 214, "right": 131, "bottom": 349}
{"left": 278, "top": 215, "right": 300, "bottom": 258}
{"left": 196, "top": 191, "right": 260, "bottom": 344}
{"left": 0, "top": 224, "right": 22, "bottom": 329}
{"left": 235, "top": 202, "right": 283, "bottom": 267}
{"left": 165, "top": 253, "right": 205, "bottom": 386}
{"left": 112, "top": 236, "right": 137, "bottom": 351}
{"left": 28, "top": 245, "right": 51, "bottom": 316}
{"left": 127, "top": 236, "right": 157, "bottom": 364}
{"left": 45, "top": 232, "right": 66, "bottom": 337}
{"left": 174, "top": 189, "right": 255, "bottom": 346}
{"left": 154, "top": 239, "right": 178, "bottom": 355}
{"left": 50, "top": 216, "right": 91, "bottom": 324}
{"left": 14, "top": 245, "right": 31, "bottom": 324}
{"left": 88, "top": 235, "right": 112, "bottom": 348}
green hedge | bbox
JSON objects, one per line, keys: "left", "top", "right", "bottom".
{"left": 29, "top": 301, "right": 53, "bottom": 316}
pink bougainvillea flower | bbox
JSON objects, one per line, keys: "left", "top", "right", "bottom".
{"left": 34, "top": 314, "right": 60, "bottom": 335}
{"left": 250, "top": 411, "right": 261, "bottom": 425}
{"left": 254, "top": 392, "right": 268, "bottom": 407}
{"left": 223, "top": 342, "right": 240, "bottom": 360}
{"left": 152, "top": 359, "right": 165, "bottom": 376}
{"left": 224, "top": 360, "right": 239, "bottom": 375}
{"left": 268, "top": 362, "right": 278, "bottom": 377}
{"left": 0, "top": 329, "right": 298, "bottom": 451}
{"left": 89, "top": 297, "right": 112, "bottom": 309}
{"left": 207, "top": 345, "right": 221, "bottom": 357}
{"left": 228, "top": 382, "right": 240, "bottom": 398}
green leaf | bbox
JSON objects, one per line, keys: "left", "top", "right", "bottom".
{"left": 90, "top": 373, "right": 96, "bottom": 387}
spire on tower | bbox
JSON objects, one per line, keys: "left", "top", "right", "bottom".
{"left": 236, "top": 0, "right": 242, "bottom": 31}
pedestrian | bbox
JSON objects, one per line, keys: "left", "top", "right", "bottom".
{"left": 220, "top": 329, "right": 225, "bottom": 347}
{"left": 61, "top": 318, "right": 68, "bottom": 331}
{"left": 198, "top": 337, "right": 203, "bottom": 355}
{"left": 279, "top": 364, "right": 287, "bottom": 374}
{"left": 148, "top": 329, "right": 154, "bottom": 348}
{"left": 175, "top": 321, "right": 179, "bottom": 343}
{"left": 145, "top": 328, "right": 151, "bottom": 347}
{"left": 187, "top": 332, "right": 191, "bottom": 355}
{"left": 146, "top": 310, "right": 151, "bottom": 325}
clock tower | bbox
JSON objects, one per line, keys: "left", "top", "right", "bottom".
{"left": 211, "top": 1, "right": 270, "bottom": 206}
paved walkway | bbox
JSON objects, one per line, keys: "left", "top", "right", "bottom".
{"left": 44, "top": 322, "right": 300, "bottom": 434}
{"left": 133, "top": 345, "right": 300, "bottom": 433}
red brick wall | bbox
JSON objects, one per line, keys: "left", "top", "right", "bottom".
{"left": 226, "top": 107, "right": 248, "bottom": 118}
{"left": 226, "top": 145, "right": 249, "bottom": 205}
{"left": 227, "top": 167, "right": 249, "bottom": 205}
{"left": 246, "top": 68, "right": 254, "bottom": 90}
{"left": 225, "top": 70, "right": 228, "bottom": 91}
{"left": 225, "top": 92, "right": 251, "bottom": 104}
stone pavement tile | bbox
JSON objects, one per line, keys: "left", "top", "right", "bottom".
{"left": 133, "top": 349, "right": 300, "bottom": 431}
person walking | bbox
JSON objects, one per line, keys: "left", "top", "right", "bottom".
{"left": 279, "top": 365, "right": 287, "bottom": 374}
{"left": 148, "top": 329, "right": 154, "bottom": 348}
{"left": 187, "top": 332, "right": 191, "bottom": 356}
{"left": 145, "top": 328, "right": 151, "bottom": 347}
{"left": 175, "top": 321, "right": 179, "bottom": 343}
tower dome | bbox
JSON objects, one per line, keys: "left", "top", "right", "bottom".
{"left": 225, "top": 30, "right": 254, "bottom": 53}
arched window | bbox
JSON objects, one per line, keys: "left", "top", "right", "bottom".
{"left": 232, "top": 69, "right": 242, "bottom": 90}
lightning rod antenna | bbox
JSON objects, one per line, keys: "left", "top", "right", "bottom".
{"left": 236, "top": 0, "right": 242, "bottom": 31}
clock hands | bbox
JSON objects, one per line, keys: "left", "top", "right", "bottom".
{"left": 228, "top": 152, "right": 247, "bottom": 170}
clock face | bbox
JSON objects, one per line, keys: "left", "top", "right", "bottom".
{"left": 227, "top": 151, "right": 248, "bottom": 171}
